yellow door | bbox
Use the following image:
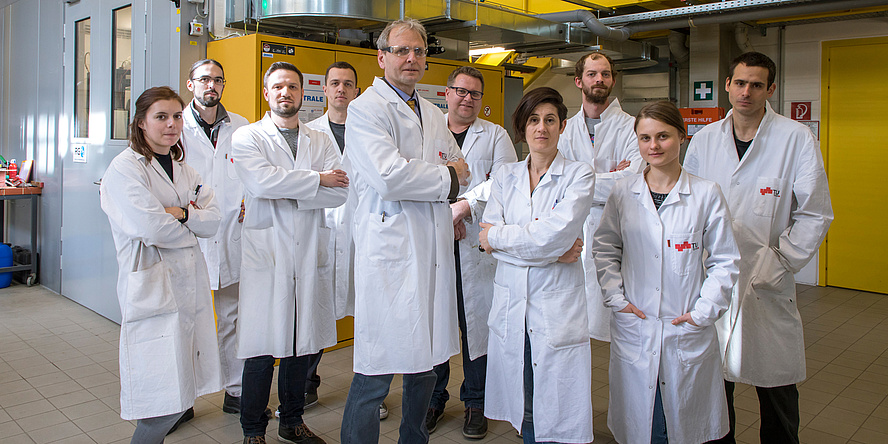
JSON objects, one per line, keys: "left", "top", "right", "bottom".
{"left": 822, "top": 37, "right": 888, "bottom": 294}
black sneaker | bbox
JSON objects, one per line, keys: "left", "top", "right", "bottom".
{"left": 462, "top": 407, "right": 488, "bottom": 439}
{"left": 166, "top": 407, "right": 194, "bottom": 435}
{"left": 278, "top": 423, "right": 326, "bottom": 444}
{"left": 304, "top": 392, "right": 319, "bottom": 409}
{"left": 223, "top": 392, "right": 240, "bottom": 414}
{"left": 425, "top": 408, "right": 444, "bottom": 434}
{"left": 243, "top": 437, "right": 266, "bottom": 444}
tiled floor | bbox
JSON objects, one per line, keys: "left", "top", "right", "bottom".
{"left": 1, "top": 283, "right": 887, "bottom": 443}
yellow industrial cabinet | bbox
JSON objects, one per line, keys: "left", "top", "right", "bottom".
{"left": 209, "top": 34, "right": 506, "bottom": 349}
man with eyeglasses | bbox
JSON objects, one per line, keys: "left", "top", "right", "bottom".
{"left": 557, "top": 51, "right": 644, "bottom": 343}
{"left": 425, "top": 66, "right": 517, "bottom": 439}
{"left": 341, "top": 18, "right": 470, "bottom": 444}
{"left": 181, "top": 59, "right": 250, "bottom": 420}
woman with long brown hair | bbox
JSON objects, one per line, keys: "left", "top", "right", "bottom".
{"left": 100, "top": 86, "right": 222, "bottom": 443}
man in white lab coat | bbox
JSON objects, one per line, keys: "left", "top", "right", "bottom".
{"left": 303, "top": 61, "right": 390, "bottom": 420}
{"left": 181, "top": 59, "right": 249, "bottom": 417}
{"left": 341, "top": 19, "right": 470, "bottom": 444}
{"left": 232, "top": 61, "right": 349, "bottom": 444}
{"left": 684, "top": 52, "right": 833, "bottom": 444}
{"left": 427, "top": 66, "right": 517, "bottom": 439}
{"left": 557, "top": 51, "right": 645, "bottom": 342}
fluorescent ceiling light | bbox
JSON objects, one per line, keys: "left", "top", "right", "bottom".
{"left": 469, "top": 47, "right": 508, "bottom": 56}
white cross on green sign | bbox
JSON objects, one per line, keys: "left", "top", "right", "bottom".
{"left": 694, "top": 81, "right": 714, "bottom": 101}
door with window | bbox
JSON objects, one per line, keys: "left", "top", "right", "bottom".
{"left": 62, "top": 0, "right": 143, "bottom": 322}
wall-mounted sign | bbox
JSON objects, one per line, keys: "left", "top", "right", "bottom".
{"left": 693, "top": 81, "right": 714, "bottom": 101}
{"left": 73, "top": 144, "right": 88, "bottom": 163}
{"left": 799, "top": 120, "right": 819, "bottom": 140}
{"left": 790, "top": 102, "right": 812, "bottom": 120}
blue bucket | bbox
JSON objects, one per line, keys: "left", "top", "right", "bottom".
{"left": 0, "top": 243, "right": 13, "bottom": 288}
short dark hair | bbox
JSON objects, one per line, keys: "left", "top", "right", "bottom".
{"left": 189, "top": 59, "right": 224, "bottom": 80}
{"left": 511, "top": 87, "right": 568, "bottom": 144}
{"left": 325, "top": 61, "right": 358, "bottom": 85}
{"left": 634, "top": 101, "right": 687, "bottom": 139}
{"left": 129, "top": 86, "right": 186, "bottom": 161}
{"left": 263, "top": 61, "right": 304, "bottom": 88}
{"left": 574, "top": 51, "right": 616, "bottom": 80}
{"left": 447, "top": 66, "right": 485, "bottom": 91}
{"left": 728, "top": 51, "right": 777, "bottom": 87}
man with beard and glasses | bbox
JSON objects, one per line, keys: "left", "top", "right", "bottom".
{"left": 557, "top": 51, "right": 644, "bottom": 344}
{"left": 181, "top": 59, "right": 250, "bottom": 422}
{"left": 231, "top": 61, "right": 348, "bottom": 444}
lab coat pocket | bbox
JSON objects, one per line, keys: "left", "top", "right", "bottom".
{"left": 669, "top": 230, "right": 703, "bottom": 276}
{"left": 752, "top": 176, "right": 786, "bottom": 218}
{"left": 750, "top": 248, "right": 789, "bottom": 293}
{"left": 241, "top": 227, "right": 275, "bottom": 268}
{"left": 364, "top": 212, "right": 410, "bottom": 262}
{"left": 226, "top": 157, "right": 239, "bottom": 180}
{"left": 123, "top": 260, "right": 177, "bottom": 326}
{"left": 677, "top": 323, "right": 717, "bottom": 366}
{"left": 611, "top": 311, "right": 642, "bottom": 364}
{"left": 540, "top": 286, "right": 588, "bottom": 349}
{"left": 488, "top": 283, "right": 510, "bottom": 342}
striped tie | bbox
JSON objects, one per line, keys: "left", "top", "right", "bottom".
{"left": 406, "top": 98, "right": 417, "bottom": 112}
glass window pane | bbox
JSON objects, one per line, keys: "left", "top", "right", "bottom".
{"left": 111, "top": 6, "right": 132, "bottom": 140}
{"left": 74, "top": 19, "right": 90, "bottom": 138}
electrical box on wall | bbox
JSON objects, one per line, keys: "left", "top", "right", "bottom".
{"left": 189, "top": 20, "right": 204, "bottom": 36}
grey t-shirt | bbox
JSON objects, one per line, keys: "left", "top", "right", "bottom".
{"left": 279, "top": 127, "right": 299, "bottom": 159}
{"left": 585, "top": 117, "right": 601, "bottom": 144}
{"left": 329, "top": 121, "right": 346, "bottom": 153}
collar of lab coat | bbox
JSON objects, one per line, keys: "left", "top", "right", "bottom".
{"left": 718, "top": 101, "right": 777, "bottom": 168}
{"left": 444, "top": 113, "right": 485, "bottom": 157}
{"left": 132, "top": 147, "right": 183, "bottom": 191}
{"left": 630, "top": 166, "right": 691, "bottom": 214}
{"left": 575, "top": 96, "right": 624, "bottom": 122}
{"left": 258, "top": 112, "right": 307, "bottom": 166}
{"left": 513, "top": 151, "right": 568, "bottom": 200}
{"left": 372, "top": 77, "right": 423, "bottom": 131}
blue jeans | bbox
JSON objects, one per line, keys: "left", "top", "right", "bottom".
{"left": 431, "top": 241, "right": 487, "bottom": 411}
{"left": 305, "top": 350, "right": 323, "bottom": 395}
{"left": 240, "top": 354, "right": 309, "bottom": 437}
{"left": 652, "top": 383, "right": 668, "bottom": 444}
{"left": 342, "top": 370, "right": 436, "bottom": 444}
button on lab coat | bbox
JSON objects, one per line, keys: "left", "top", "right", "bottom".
{"left": 306, "top": 113, "right": 357, "bottom": 319}
{"left": 232, "top": 114, "right": 348, "bottom": 359}
{"left": 181, "top": 107, "right": 249, "bottom": 289}
{"left": 593, "top": 170, "right": 740, "bottom": 444}
{"left": 684, "top": 103, "right": 833, "bottom": 387}
{"left": 445, "top": 113, "right": 518, "bottom": 360}
{"left": 345, "top": 77, "right": 461, "bottom": 375}
{"left": 558, "top": 98, "right": 645, "bottom": 341}
{"left": 100, "top": 148, "right": 222, "bottom": 420}
{"left": 482, "top": 153, "right": 595, "bottom": 443}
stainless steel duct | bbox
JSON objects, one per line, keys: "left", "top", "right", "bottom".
{"left": 533, "top": 10, "right": 629, "bottom": 41}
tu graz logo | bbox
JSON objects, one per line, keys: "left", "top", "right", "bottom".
{"left": 760, "top": 187, "right": 780, "bottom": 197}
{"left": 667, "top": 240, "right": 699, "bottom": 252}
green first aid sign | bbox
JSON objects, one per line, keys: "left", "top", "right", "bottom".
{"left": 694, "top": 81, "right": 714, "bottom": 101}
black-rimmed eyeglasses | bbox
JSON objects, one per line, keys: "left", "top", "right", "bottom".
{"left": 448, "top": 86, "right": 484, "bottom": 100}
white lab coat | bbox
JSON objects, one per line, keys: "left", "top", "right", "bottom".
{"left": 684, "top": 103, "right": 833, "bottom": 387}
{"left": 181, "top": 104, "right": 249, "bottom": 290}
{"left": 345, "top": 77, "right": 461, "bottom": 375}
{"left": 306, "top": 113, "right": 357, "bottom": 319}
{"left": 100, "top": 148, "right": 222, "bottom": 420}
{"left": 593, "top": 170, "right": 740, "bottom": 444}
{"left": 232, "top": 114, "right": 348, "bottom": 359}
{"left": 482, "top": 153, "right": 595, "bottom": 443}
{"left": 558, "top": 98, "right": 644, "bottom": 341}
{"left": 445, "top": 113, "right": 518, "bottom": 360}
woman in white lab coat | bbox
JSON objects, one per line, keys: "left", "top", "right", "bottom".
{"left": 100, "top": 87, "right": 222, "bottom": 443}
{"left": 593, "top": 102, "right": 740, "bottom": 444}
{"left": 479, "top": 87, "right": 595, "bottom": 443}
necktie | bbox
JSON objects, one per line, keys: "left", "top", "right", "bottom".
{"left": 406, "top": 98, "right": 417, "bottom": 113}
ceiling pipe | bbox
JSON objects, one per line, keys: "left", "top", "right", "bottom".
{"left": 668, "top": 31, "right": 689, "bottom": 67}
{"left": 623, "top": 0, "right": 888, "bottom": 34}
{"left": 534, "top": 10, "right": 630, "bottom": 41}
{"left": 735, "top": 23, "right": 754, "bottom": 53}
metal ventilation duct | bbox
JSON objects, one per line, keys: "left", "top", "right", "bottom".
{"left": 226, "top": 0, "right": 657, "bottom": 67}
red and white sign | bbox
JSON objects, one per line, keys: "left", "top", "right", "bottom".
{"left": 790, "top": 102, "right": 811, "bottom": 120}
{"left": 483, "top": 105, "right": 491, "bottom": 117}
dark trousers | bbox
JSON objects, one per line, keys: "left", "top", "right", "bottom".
{"left": 305, "top": 349, "right": 323, "bottom": 395}
{"left": 431, "top": 241, "right": 487, "bottom": 411}
{"left": 241, "top": 353, "right": 309, "bottom": 436}
{"left": 706, "top": 380, "right": 800, "bottom": 444}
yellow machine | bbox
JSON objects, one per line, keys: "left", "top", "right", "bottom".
{"left": 209, "top": 34, "right": 506, "bottom": 349}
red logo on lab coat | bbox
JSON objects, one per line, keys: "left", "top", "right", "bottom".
{"left": 672, "top": 241, "right": 699, "bottom": 252}
{"left": 760, "top": 187, "right": 780, "bottom": 197}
